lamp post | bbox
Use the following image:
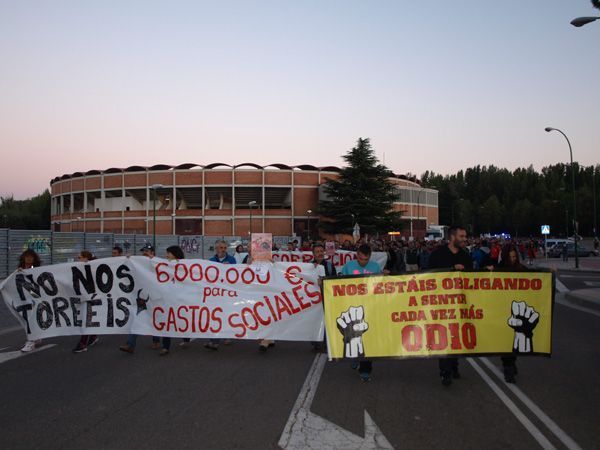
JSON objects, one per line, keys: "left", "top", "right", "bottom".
{"left": 307, "top": 209, "right": 312, "bottom": 241}
{"left": 248, "top": 200, "right": 257, "bottom": 235}
{"left": 571, "top": 2, "right": 600, "bottom": 27}
{"left": 545, "top": 127, "right": 579, "bottom": 268}
{"left": 593, "top": 165, "right": 598, "bottom": 239}
{"left": 151, "top": 184, "right": 164, "bottom": 250}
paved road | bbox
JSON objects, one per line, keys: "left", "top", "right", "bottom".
{"left": 1, "top": 289, "right": 598, "bottom": 450}
{"left": 555, "top": 270, "right": 600, "bottom": 291}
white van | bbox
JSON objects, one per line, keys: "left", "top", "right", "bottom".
{"left": 545, "top": 238, "right": 573, "bottom": 251}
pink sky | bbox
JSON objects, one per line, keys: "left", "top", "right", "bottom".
{"left": 1, "top": 1, "right": 598, "bottom": 199}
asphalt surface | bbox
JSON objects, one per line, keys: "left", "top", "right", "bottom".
{"left": 555, "top": 269, "right": 600, "bottom": 291}
{"left": 1, "top": 290, "right": 599, "bottom": 450}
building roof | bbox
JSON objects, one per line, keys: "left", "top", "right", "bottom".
{"left": 50, "top": 163, "right": 420, "bottom": 185}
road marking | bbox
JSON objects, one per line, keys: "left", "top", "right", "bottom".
{"left": 467, "top": 358, "right": 556, "bottom": 450}
{"left": 0, "top": 326, "right": 23, "bottom": 336}
{"left": 279, "top": 353, "right": 393, "bottom": 449}
{"left": 0, "top": 344, "right": 56, "bottom": 364}
{"left": 479, "top": 358, "right": 582, "bottom": 450}
{"left": 555, "top": 279, "right": 569, "bottom": 294}
{"left": 556, "top": 297, "right": 600, "bottom": 318}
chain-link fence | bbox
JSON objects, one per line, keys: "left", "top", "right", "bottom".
{"left": 0, "top": 229, "right": 296, "bottom": 279}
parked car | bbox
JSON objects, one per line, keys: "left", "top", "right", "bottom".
{"left": 548, "top": 242, "right": 592, "bottom": 258}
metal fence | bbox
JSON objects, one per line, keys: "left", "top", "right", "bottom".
{"left": 0, "top": 229, "right": 296, "bottom": 279}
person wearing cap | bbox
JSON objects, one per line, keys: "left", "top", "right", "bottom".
{"left": 119, "top": 245, "right": 162, "bottom": 354}
{"left": 140, "top": 244, "right": 155, "bottom": 257}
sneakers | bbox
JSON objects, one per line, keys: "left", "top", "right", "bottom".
{"left": 159, "top": 349, "right": 169, "bottom": 356}
{"left": 88, "top": 336, "right": 99, "bottom": 347}
{"left": 204, "top": 342, "right": 219, "bottom": 351}
{"left": 119, "top": 344, "right": 135, "bottom": 354}
{"left": 441, "top": 371, "right": 452, "bottom": 386}
{"left": 179, "top": 341, "right": 190, "bottom": 349}
{"left": 20, "top": 340, "right": 37, "bottom": 352}
{"left": 72, "top": 344, "right": 88, "bottom": 353}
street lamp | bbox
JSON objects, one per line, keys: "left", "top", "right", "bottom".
{"left": 151, "top": 184, "right": 164, "bottom": 250}
{"left": 593, "top": 165, "right": 598, "bottom": 239}
{"left": 571, "top": 16, "right": 600, "bottom": 27}
{"left": 307, "top": 209, "right": 312, "bottom": 241}
{"left": 571, "top": 1, "right": 600, "bottom": 27}
{"left": 545, "top": 127, "right": 579, "bottom": 268}
{"left": 248, "top": 200, "right": 257, "bottom": 235}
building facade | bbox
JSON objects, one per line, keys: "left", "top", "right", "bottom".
{"left": 50, "top": 163, "right": 439, "bottom": 239}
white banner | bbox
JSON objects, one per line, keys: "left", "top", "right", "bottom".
{"left": 0, "top": 256, "right": 324, "bottom": 341}
{"left": 233, "top": 250, "right": 388, "bottom": 270}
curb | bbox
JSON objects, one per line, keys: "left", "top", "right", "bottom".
{"left": 564, "top": 291, "right": 600, "bottom": 312}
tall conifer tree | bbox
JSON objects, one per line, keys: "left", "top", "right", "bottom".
{"left": 318, "top": 138, "right": 402, "bottom": 235}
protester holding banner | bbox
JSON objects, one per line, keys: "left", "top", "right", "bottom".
{"left": 147, "top": 245, "right": 186, "bottom": 355}
{"left": 428, "top": 225, "right": 473, "bottom": 386}
{"left": 205, "top": 240, "right": 236, "bottom": 351}
{"left": 340, "top": 244, "right": 381, "bottom": 277}
{"left": 18, "top": 249, "right": 43, "bottom": 353}
{"left": 496, "top": 244, "right": 529, "bottom": 383}
{"left": 119, "top": 245, "right": 162, "bottom": 354}
{"left": 312, "top": 244, "right": 337, "bottom": 278}
{"left": 72, "top": 250, "right": 100, "bottom": 353}
{"left": 340, "top": 244, "right": 381, "bottom": 382}
{"left": 311, "top": 244, "right": 336, "bottom": 352}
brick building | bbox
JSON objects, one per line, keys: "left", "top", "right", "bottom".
{"left": 50, "top": 163, "right": 438, "bottom": 239}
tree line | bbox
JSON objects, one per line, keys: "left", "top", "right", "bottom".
{"left": 0, "top": 190, "right": 51, "bottom": 230}
{"left": 421, "top": 164, "right": 599, "bottom": 237}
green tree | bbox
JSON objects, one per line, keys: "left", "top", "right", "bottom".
{"left": 318, "top": 138, "right": 402, "bottom": 235}
{"left": 512, "top": 199, "right": 533, "bottom": 237}
{"left": 0, "top": 190, "right": 51, "bottom": 229}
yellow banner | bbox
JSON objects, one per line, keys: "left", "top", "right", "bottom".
{"left": 323, "top": 271, "right": 554, "bottom": 359}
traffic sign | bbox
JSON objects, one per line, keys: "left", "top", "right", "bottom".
{"left": 541, "top": 225, "right": 550, "bottom": 235}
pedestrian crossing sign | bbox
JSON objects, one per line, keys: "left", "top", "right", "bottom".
{"left": 541, "top": 225, "right": 550, "bottom": 235}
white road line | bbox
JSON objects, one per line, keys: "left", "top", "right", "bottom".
{"left": 0, "top": 344, "right": 56, "bottom": 364}
{"left": 555, "top": 279, "right": 569, "bottom": 294}
{"left": 479, "top": 357, "right": 582, "bottom": 450}
{"left": 555, "top": 296, "right": 600, "bottom": 318}
{"left": 279, "top": 354, "right": 393, "bottom": 449}
{"left": 0, "top": 326, "right": 23, "bottom": 336}
{"left": 466, "top": 358, "right": 556, "bottom": 450}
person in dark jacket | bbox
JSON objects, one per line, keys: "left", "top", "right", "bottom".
{"left": 428, "top": 225, "right": 472, "bottom": 386}
{"left": 311, "top": 243, "right": 337, "bottom": 352}
{"left": 496, "top": 244, "right": 529, "bottom": 383}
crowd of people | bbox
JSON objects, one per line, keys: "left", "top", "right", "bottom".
{"left": 14, "top": 227, "right": 542, "bottom": 388}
